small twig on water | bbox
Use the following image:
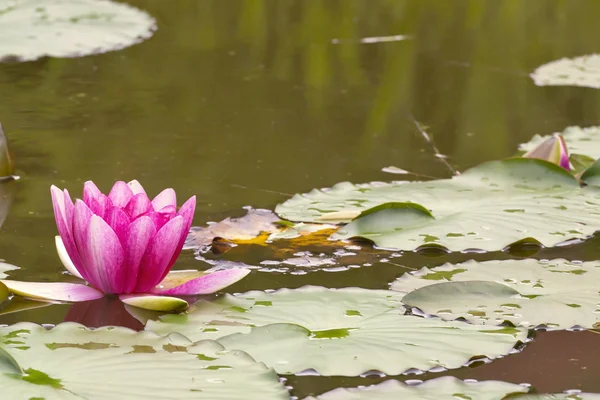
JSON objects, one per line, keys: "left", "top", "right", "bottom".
{"left": 231, "top": 184, "right": 292, "bottom": 197}
{"left": 381, "top": 166, "right": 442, "bottom": 180}
{"left": 331, "top": 34, "right": 412, "bottom": 45}
{"left": 409, "top": 115, "right": 458, "bottom": 176}
{"left": 384, "top": 261, "right": 417, "bottom": 270}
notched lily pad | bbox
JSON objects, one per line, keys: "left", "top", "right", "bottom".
{"left": 276, "top": 158, "right": 600, "bottom": 251}
{"left": 304, "top": 376, "right": 529, "bottom": 400}
{"left": 393, "top": 259, "right": 600, "bottom": 329}
{"left": 0, "top": 322, "right": 289, "bottom": 399}
{"left": 0, "top": 0, "right": 157, "bottom": 62}
{"left": 145, "top": 286, "right": 526, "bottom": 376}
{"left": 531, "top": 54, "right": 600, "bottom": 89}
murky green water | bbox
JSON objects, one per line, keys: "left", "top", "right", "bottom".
{"left": 1, "top": 0, "right": 600, "bottom": 396}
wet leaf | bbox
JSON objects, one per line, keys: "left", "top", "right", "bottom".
{"left": 0, "top": 322, "right": 289, "bottom": 399}
{"left": 393, "top": 259, "right": 600, "bottom": 329}
{"left": 0, "top": 0, "right": 156, "bottom": 62}
{"left": 304, "top": 376, "right": 529, "bottom": 400}
{"left": 145, "top": 286, "right": 526, "bottom": 376}
{"left": 531, "top": 54, "right": 600, "bottom": 89}
{"left": 277, "top": 158, "right": 600, "bottom": 251}
{"left": 185, "top": 208, "right": 281, "bottom": 251}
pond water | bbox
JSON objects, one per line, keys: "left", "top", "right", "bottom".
{"left": 1, "top": 0, "right": 600, "bottom": 397}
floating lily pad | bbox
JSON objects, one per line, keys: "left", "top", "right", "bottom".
{"left": 304, "top": 376, "right": 529, "bottom": 400}
{"left": 393, "top": 259, "right": 600, "bottom": 329}
{"left": 146, "top": 286, "right": 405, "bottom": 340}
{"left": 0, "top": 322, "right": 289, "bottom": 399}
{"left": 276, "top": 158, "right": 600, "bottom": 251}
{"left": 531, "top": 54, "right": 600, "bottom": 89}
{"left": 145, "top": 286, "right": 526, "bottom": 376}
{"left": 519, "top": 126, "right": 600, "bottom": 163}
{"left": 0, "top": 0, "right": 156, "bottom": 62}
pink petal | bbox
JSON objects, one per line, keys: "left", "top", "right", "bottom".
{"left": 73, "top": 199, "right": 98, "bottom": 286}
{"left": 62, "top": 189, "right": 75, "bottom": 236}
{"left": 51, "top": 187, "right": 87, "bottom": 281}
{"left": 108, "top": 181, "right": 134, "bottom": 208}
{"left": 157, "top": 205, "right": 177, "bottom": 216}
{"left": 141, "top": 210, "right": 171, "bottom": 231}
{"left": 119, "top": 294, "right": 188, "bottom": 312}
{"left": 135, "top": 216, "right": 185, "bottom": 293}
{"left": 557, "top": 135, "right": 571, "bottom": 171}
{"left": 176, "top": 196, "right": 196, "bottom": 245}
{"left": 85, "top": 215, "right": 126, "bottom": 294}
{"left": 152, "top": 268, "right": 250, "bottom": 296}
{"left": 86, "top": 193, "right": 112, "bottom": 219}
{"left": 104, "top": 206, "right": 130, "bottom": 245}
{"left": 151, "top": 188, "right": 176, "bottom": 211}
{"left": 127, "top": 180, "right": 147, "bottom": 196}
{"left": 122, "top": 216, "right": 156, "bottom": 293}
{"left": 1, "top": 280, "right": 104, "bottom": 302}
{"left": 159, "top": 196, "right": 196, "bottom": 283}
{"left": 83, "top": 181, "right": 102, "bottom": 206}
{"left": 125, "top": 193, "right": 153, "bottom": 219}
{"left": 50, "top": 186, "right": 69, "bottom": 239}
{"left": 55, "top": 236, "right": 84, "bottom": 279}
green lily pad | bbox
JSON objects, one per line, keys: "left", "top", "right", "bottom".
{"left": 519, "top": 126, "right": 600, "bottom": 163}
{"left": 303, "top": 376, "right": 529, "bottom": 400}
{"left": 145, "top": 286, "right": 526, "bottom": 376}
{"left": 146, "top": 286, "right": 406, "bottom": 340}
{"left": 531, "top": 54, "right": 600, "bottom": 89}
{"left": 0, "top": 322, "right": 289, "bottom": 399}
{"left": 0, "top": 0, "right": 156, "bottom": 62}
{"left": 276, "top": 158, "right": 600, "bottom": 251}
{"left": 581, "top": 159, "right": 600, "bottom": 187}
{"left": 393, "top": 259, "right": 600, "bottom": 329}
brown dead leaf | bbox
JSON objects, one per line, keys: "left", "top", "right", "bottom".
{"left": 185, "top": 208, "right": 281, "bottom": 250}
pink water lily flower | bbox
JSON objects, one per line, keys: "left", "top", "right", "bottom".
{"left": 0, "top": 180, "right": 250, "bottom": 311}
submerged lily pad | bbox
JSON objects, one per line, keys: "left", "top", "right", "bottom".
{"left": 304, "top": 376, "right": 529, "bottom": 400}
{"left": 531, "top": 54, "right": 600, "bottom": 89}
{"left": 276, "top": 158, "right": 600, "bottom": 251}
{"left": 519, "top": 126, "right": 600, "bottom": 163}
{"left": 393, "top": 259, "right": 600, "bottom": 329}
{"left": 145, "top": 286, "right": 526, "bottom": 376}
{"left": 0, "top": 0, "right": 156, "bottom": 62}
{"left": 0, "top": 322, "right": 289, "bottom": 399}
